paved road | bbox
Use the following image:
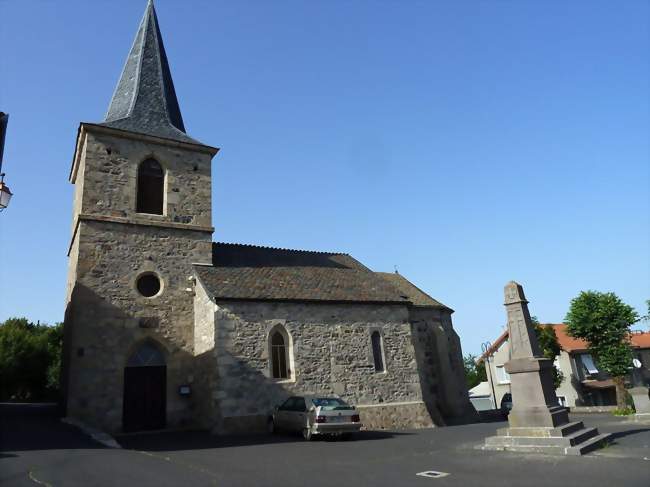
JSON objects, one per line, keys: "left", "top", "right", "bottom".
{"left": 1, "top": 404, "right": 648, "bottom": 486}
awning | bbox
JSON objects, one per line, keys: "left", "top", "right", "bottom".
{"left": 582, "top": 379, "right": 615, "bottom": 389}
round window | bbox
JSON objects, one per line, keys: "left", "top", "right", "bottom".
{"left": 136, "top": 273, "right": 161, "bottom": 297}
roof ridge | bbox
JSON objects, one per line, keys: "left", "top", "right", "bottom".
{"left": 212, "top": 241, "right": 349, "bottom": 256}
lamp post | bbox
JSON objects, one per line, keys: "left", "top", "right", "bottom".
{"left": 0, "top": 173, "right": 12, "bottom": 211}
{"left": 0, "top": 112, "right": 12, "bottom": 211}
{"left": 482, "top": 341, "right": 498, "bottom": 410}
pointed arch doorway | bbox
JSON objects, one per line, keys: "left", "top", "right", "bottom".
{"left": 122, "top": 342, "right": 167, "bottom": 432}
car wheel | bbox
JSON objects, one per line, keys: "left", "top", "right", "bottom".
{"left": 302, "top": 428, "right": 312, "bottom": 441}
{"left": 268, "top": 418, "right": 276, "bottom": 434}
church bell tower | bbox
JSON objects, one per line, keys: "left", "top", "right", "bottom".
{"left": 63, "top": 0, "right": 218, "bottom": 433}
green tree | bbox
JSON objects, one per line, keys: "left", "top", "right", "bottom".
{"left": 464, "top": 353, "right": 487, "bottom": 389}
{"left": 0, "top": 317, "right": 62, "bottom": 401}
{"left": 536, "top": 326, "right": 565, "bottom": 389}
{"left": 44, "top": 323, "right": 63, "bottom": 393}
{"left": 530, "top": 317, "right": 565, "bottom": 389}
{"left": 565, "top": 291, "right": 639, "bottom": 409}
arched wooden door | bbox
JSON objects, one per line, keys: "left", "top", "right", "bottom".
{"left": 122, "top": 342, "right": 166, "bottom": 432}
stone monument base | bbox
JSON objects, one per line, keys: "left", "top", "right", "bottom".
{"left": 629, "top": 387, "right": 650, "bottom": 411}
{"left": 507, "top": 404, "right": 569, "bottom": 428}
{"left": 629, "top": 387, "right": 650, "bottom": 423}
{"left": 483, "top": 421, "right": 611, "bottom": 456}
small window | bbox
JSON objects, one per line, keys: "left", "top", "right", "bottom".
{"left": 271, "top": 331, "right": 289, "bottom": 379}
{"left": 137, "top": 158, "right": 164, "bottom": 215}
{"left": 137, "top": 273, "right": 161, "bottom": 297}
{"left": 371, "top": 331, "right": 385, "bottom": 372}
{"left": 496, "top": 365, "right": 510, "bottom": 383}
{"left": 581, "top": 354, "right": 599, "bottom": 375}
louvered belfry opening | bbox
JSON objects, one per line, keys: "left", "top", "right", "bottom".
{"left": 136, "top": 158, "right": 164, "bottom": 214}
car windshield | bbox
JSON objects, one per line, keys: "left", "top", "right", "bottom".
{"left": 311, "top": 398, "right": 352, "bottom": 410}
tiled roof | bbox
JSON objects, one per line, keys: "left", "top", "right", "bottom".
{"left": 375, "top": 272, "right": 451, "bottom": 310}
{"left": 101, "top": 1, "right": 200, "bottom": 144}
{"left": 478, "top": 323, "right": 650, "bottom": 360}
{"left": 551, "top": 324, "right": 588, "bottom": 352}
{"left": 630, "top": 330, "right": 650, "bottom": 349}
{"left": 194, "top": 243, "right": 411, "bottom": 304}
{"left": 552, "top": 324, "right": 650, "bottom": 352}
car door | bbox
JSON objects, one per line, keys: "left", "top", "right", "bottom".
{"left": 288, "top": 397, "right": 308, "bottom": 432}
{"left": 276, "top": 397, "right": 295, "bottom": 431}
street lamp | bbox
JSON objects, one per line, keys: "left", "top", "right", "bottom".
{"left": 0, "top": 173, "right": 12, "bottom": 211}
{"left": 481, "top": 341, "right": 498, "bottom": 410}
{"left": 0, "top": 112, "right": 11, "bottom": 211}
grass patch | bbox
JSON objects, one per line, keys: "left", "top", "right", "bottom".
{"left": 612, "top": 407, "right": 635, "bottom": 416}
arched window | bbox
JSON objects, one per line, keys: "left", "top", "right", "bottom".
{"left": 126, "top": 342, "right": 166, "bottom": 367}
{"left": 271, "top": 330, "right": 289, "bottom": 379}
{"left": 137, "top": 158, "right": 164, "bottom": 215}
{"left": 371, "top": 331, "right": 385, "bottom": 372}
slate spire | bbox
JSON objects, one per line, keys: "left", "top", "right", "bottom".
{"left": 102, "top": 0, "right": 197, "bottom": 143}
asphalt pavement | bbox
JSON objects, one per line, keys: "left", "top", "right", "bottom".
{"left": 1, "top": 404, "right": 648, "bottom": 487}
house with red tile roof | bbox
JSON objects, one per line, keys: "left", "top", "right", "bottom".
{"left": 478, "top": 324, "right": 650, "bottom": 409}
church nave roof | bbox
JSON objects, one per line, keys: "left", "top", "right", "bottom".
{"left": 194, "top": 242, "right": 449, "bottom": 309}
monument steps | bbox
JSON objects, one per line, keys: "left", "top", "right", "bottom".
{"left": 565, "top": 433, "right": 612, "bottom": 456}
{"left": 484, "top": 431, "right": 611, "bottom": 456}
{"left": 553, "top": 420, "right": 585, "bottom": 437}
{"left": 485, "top": 426, "right": 599, "bottom": 448}
{"left": 496, "top": 420, "right": 584, "bottom": 438}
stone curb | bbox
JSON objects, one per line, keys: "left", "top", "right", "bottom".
{"left": 61, "top": 417, "right": 121, "bottom": 449}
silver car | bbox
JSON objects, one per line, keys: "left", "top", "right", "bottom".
{"left": 268, "top": 396, "right": 362, "bottom": 440}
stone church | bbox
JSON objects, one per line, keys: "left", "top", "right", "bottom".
{"left": 62, "top": 1, "right": 475, "bottom": 434}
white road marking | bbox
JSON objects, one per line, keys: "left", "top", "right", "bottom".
{"left": 28, "top": 471, "right": 53, "bottom": 487}
{"left": 416, "top": 470, "right": 450, "bottom": 479}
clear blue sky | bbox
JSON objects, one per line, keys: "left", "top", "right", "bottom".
{"left": 1, "top": 0, "right": 648, "bottom": 356}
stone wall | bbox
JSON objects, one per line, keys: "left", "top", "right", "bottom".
{"left": 409, "top": 307, "right": 476, "bottom": 424}
{"left": 202, "top": 298, "right": 428, "bottom": 433}
{"left": 70, "top": 128, "right": 214, "bottom": 228}
{"left": 357, "top": 401, "right": 433, "bottom": 430}
{"left": 194, "top": 273, "right": 215, "bottom": 354}
{"left": 63, "top": 126, "right": 216, "bottom": 433}
{"left": 409, "top": 308, "right": 445, "bottom": 424}
{"left": 441, "top": 311, "right": 477, "bottom": 421}
{"left": 64, "top": 220, "right": 210, "bottom": 432}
